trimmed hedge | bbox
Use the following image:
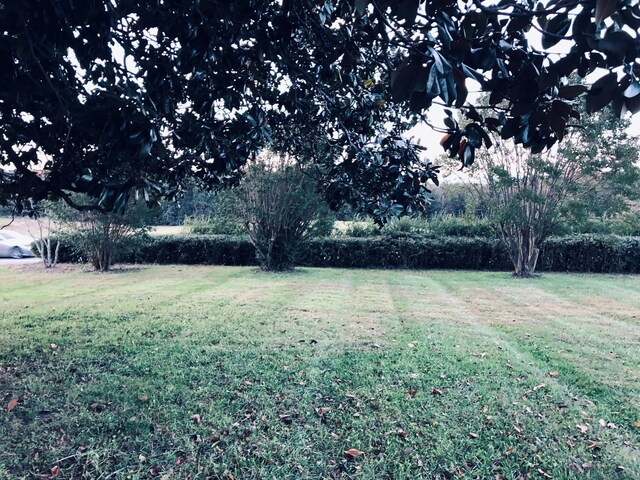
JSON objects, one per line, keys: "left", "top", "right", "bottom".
{"left": 137, "top": 235, "right": 255, "bottom": 265}
{"left": 538, "top": 234, "right": 640, "bottom": 273}
{"left": 52, "top": 234, "right": 640, "bottom": 273}
{"left": 301, "top": 235, "right": 511, "bottom": 270}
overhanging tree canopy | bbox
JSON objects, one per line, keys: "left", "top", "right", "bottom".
{"left": 1, "top": 0, "right": 638, "bottom": 222}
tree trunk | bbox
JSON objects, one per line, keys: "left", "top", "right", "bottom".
{"left": 511, "top": 230, "right": 540, "bottom": 277}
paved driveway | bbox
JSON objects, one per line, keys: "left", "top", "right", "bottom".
{"left": 0, "top": 257, "right": 40, "bottom": 266}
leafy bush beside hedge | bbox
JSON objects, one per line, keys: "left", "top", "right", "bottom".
{"left": 50, "top": 233, "right": 640, "bottom": 273}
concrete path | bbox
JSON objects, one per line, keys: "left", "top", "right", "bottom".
{"left": 0, "top": 257, "right": 40, "bottom": 266}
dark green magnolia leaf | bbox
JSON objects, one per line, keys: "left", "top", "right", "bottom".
{"left": 460, "top": 64, "right": 485, "bottom": 85}
{"left": 624, "top": 81, "right": 640, "bottom": 98}
{"left": 484, "top": 117, "right": 502, "bottom": 133}
{"left": 396, "top": 0, "right": 420, "bottom": 26}
{"left": 489, "top": 89, "right": 504, "bottom": 105}
{"left": 501, "top": 118, "right": 520, "bottom": 140}
{"left": 464, "top": 124, "right": 483, "bottom": 148}
{"left": 453, "top": 68, "right": 468, "bottom": 107}
{"left": 515, "top": 122, "right": 531, "bottom": 145}
{"left": 586, "top": 72, "right": 618, "bottom": 113}
{"left": 409, "top": 92, "right": 433, "bottom": 111}
{"left": 462, "top": 144, "right": 474, "bottom": 167}
{"left": 595, "top": 0, "right": 618, "bottom": 25}
{"left": 531, "top": 139, "right": 547, "bottom": 154}
{"left": 541, "top": 13, "right": 571, "bottom": 49}
{"left": 625, "top": 93, "right": 640, "bottom": 114}
{"left": 557, "top": 84, "right": 588, "bottom": 99}
{"left": 425, "top": 64, "right": 440, "bottom": 97}
{"left": 549, "top": 112, "right": 566, "bottom": 141}
{"left": 479, "top": 127, "right": 493, "bottom": 149}
{"left": 391, "top": 59, "right": 424, "bottom": 102}
{"left": 599, "top": 30, "right": 634, "bottom": 63}
{"left": 354, "top": 0, "right": 368, "bottom": 14}
{"left": 444, "top": 115, "right": 457, "bottom": 130}
{"left": 438, "top": 73, "right": 456, "bottom": 105}
{"left": 512, "top": 102, "right": 536, "bottom": 117}
{"left": 465, "top": 105, "right": 482, "bottom": 123}
{"left": 442, "top": 130, "right": 463, "bottom": 157}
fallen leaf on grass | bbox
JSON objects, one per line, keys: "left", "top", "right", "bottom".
{"left": 344, "top": 448, "right": 364, "bottom": 458}
{"left": 190, "top": 414, "right": 201, "bottom": 424}
{"left": 431, "top": 388, "right": 444, "bottom": 395}
{"left": 522, "top": 383, "right": 546, "bottom": 398}
{"left": 469, "top": 432, "right": 478, "bottom": 439}
{"left": 407, "top": 389, "right": 417, "bottom": 396}
{"left": 139, "top": 395, "right": 148, "bottom": 402}
{"left": 549, "top": 372, "right": 558, "bottom": 377}
{"left": 505, "top": 447, "right": 515, "bottom": 456}
{"left": 89, "top": 402, "right": 106, "bottom": 412}
{"left": 7, "top": 398, "right": 18, "bottom": 412}
{"left": 50, "top": 344, "right": 58, "bottom": 351}
{"left": 633, "top": 421, "right": 640, "bottom": 428}
{"left": 316, "top": 407, "right": 331, "bottom": 417}
{"left": 50, "top": 466, "right": 61, "bottom": 477}
{"left": 537, "top": 468, "right": 553, "bottom": 478}
{"left": 279, "top": 414, "right": 292, "bottom": 425}
{"left": 576, "top": 424, "right": 588, "bottom": 434}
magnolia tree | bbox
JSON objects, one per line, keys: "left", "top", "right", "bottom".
{"left": 2, "top": 1, "right": 639, "bottom": 223}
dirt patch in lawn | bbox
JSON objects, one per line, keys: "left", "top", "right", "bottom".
{"left": 9, "top": 263, "right": 147, "bottom": 274}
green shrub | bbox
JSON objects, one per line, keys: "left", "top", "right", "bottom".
{"left": 382, "top": 216, "right": 428, "bottom": 235}
{"left": 342, "top": 221, "right": 380, "bottom": 238}
{"left": 425, "top": 213, "right": 494, "bottom": 238}
{"left": 611, "top": 212, "right": 640, "bottom": 236}
{"left": 184, "top": 215, "right": 245, "bottom": 235}
{"left": 342, "top": 214, "right": 495, "bottom": 238}
{"left": 554, "top": 212, "right": 640, "bottom": 237}
{"left": 50, "top": 198, "right": 154, "bottom": 271}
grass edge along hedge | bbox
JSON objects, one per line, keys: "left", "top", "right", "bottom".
{"left": 50, "top": 234, "right": 640, "bottom": 273}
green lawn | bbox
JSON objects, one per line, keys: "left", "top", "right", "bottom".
{"left": 0, "top": 266, "right": 638, "bottom": 479}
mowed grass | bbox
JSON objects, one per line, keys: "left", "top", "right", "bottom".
{"left": 0, "top": 266, "right": 639, "bottom": 479}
